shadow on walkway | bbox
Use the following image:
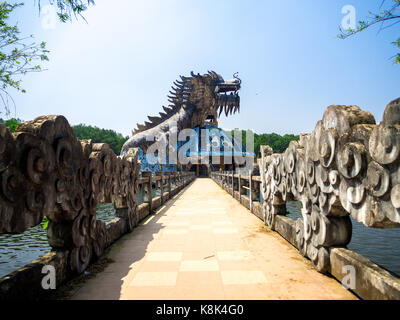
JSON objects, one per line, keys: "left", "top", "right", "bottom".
{"left": 61, "top": 182, "right": 195, "bottom": 300}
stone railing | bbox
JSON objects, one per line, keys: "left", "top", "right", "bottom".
{"left": 211, "top": 171, "right": 264, "bottom": 219}
{"left": 0, "top": 115, "right": 195, "bottom": 300}
{"left": 212, "top": 97, "right": 400, "bottom": 300}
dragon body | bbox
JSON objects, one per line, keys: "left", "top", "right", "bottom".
{"left": 121, "top": 71, "right": 241, "bottom": 155}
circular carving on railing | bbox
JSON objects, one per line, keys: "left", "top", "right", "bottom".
{"left": 70, "top": 244, "right": 92, "bottom": 274}
{"left": 303, "top": 214, "right": 312, "bottom": 241}
{"left": 369, "top": 125, "right": 400, "bottom": 165}
{"left": 309, "top": 183, "right": 320, "bottom": 204}
{"left": 1, "top": 167, "right": 22, "bottom": 203}
{"left": 391, "top": 185, "right": 400, "bottom": 209}
{"left": 56, "top": 137, "right": 74, "bottom": 178}
{"left": 319, "top": 129, "right": 336, "bottom": 168}
{"left": 72, "top": 209, "right": 89, "bottom": 248}
{"left": 337, "top": 142, "right": 365, "bottom": 179}
{"left": 328, "top": 170, "right": 340, "bottom": 187}
{"left": 367, "top": 161, "right": 390, "bottom": 198}
{"left": 272, "top": 161, "right": 281, "bottom": 186}
{"left": 306, "top": 158, "right": 315, "bottom": 185}
{"left": 92, "top": 220, "right": 107, "bottom": 258}
{"left": 26, "top": 188, "right": 45, "bottom": 213}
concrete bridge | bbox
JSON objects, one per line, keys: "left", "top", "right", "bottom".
{"left": 67, "top": 178, "right": 355, "bottom": 300}
{"left": 1, "top": 98, "right": 400, "bottom": 300}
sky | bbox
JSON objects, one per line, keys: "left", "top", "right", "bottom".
{"left": 5, "top": 0, "right": 400, "bottom": 137}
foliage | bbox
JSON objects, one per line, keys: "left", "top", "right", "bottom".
{"left": 0, "top": 117, "right": 21, "bottom": 131}
{"left": 0, "top": 2, "right": 49, "bottom": 115}
{"left": 338, "top": 0, "right": 400, "bottom": 64}
{"left": 230, "top": 129, "right": 299, "bottom": 157}
{"left": 72, "top": 123, "right": 129, "bottom": 155}
{"left": 37, "top": 0, "right": 95, "bottom": 22}
{"left": 42, "top": 216, "right": 49, "bottom": 230}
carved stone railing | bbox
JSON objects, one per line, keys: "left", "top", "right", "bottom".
{"left": 0, "top": 115, "right": 195, "bottom": 299}
{"left": 258, "top": 98, "right": 400, "bottom": 272}
{"left": 211, "top": 98, "right": 400, "bottom": 300}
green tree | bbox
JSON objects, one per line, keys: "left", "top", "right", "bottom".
{"left": 72, "top": 124, "right": 129, "bottom": 155}
{"left": 38, "top": 0, "right": 95, "bottom": 22}
{"left": 0, "top": 117, "right": 21, "bottom": 131}
{"left": 0, "top": 2, "right": 49, "bottom": 116}
{"left": 228, "top": 129, "right": 299, "bottom": 157}
{"left": 338, "top": 0, "right": 400, "bottom": 64}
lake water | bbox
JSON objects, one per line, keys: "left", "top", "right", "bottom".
{"left": 0, "top": 183, "right": 166, "bottom": 279}
{"left": 286, "top": 201, "right": 400, "bottom": 276}
{"left": 1, "top": 194, "right": 399, "bottom": 279}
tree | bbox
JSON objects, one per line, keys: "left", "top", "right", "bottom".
{"left": 72, "top": 124, "right": 129, "bottom": 155}
{"left": 0, "top": 117, "right": 21, "bottom": 131}
{"left": 37, "top": 0, "right": 95, "bottom": 22}
{"left": 0, "top": 2, "right": 49, "bottom": 116}
{"left": 338, "top": 0, "right": 400, "bottom": 64}
{"left": 228, "top": 129, "right": 299, "bottom": 157}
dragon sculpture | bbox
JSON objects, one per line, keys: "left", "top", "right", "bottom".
{"left": 121, "top": 71, "right": 241, "bottom": 155}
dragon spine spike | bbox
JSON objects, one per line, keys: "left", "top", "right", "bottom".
{"left": 148, "top": 116, "right": 161, "bottom": 123}
{"left": 162, "top": 106, "right": 172, "bottom": 113}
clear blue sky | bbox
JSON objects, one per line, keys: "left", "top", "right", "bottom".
{"left": 6, "top": 0, "right": 400, "bottom": 137}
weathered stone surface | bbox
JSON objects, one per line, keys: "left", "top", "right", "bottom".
{"left": 258, "top": 99, "right": 400, "bottom": 273}
{"left": 330, "top": 248, "right": 400, "bottom": 300}
{"left": 274, "top": 215, "right": 296, "bottom": 248}
{"left": 0, "top": 115, "right": 141, "bottom": 275}
{"left": 0, "top": 114, "right": 195, "bottom": 300}
{"left": 211, "top": 98, "right": 400, "bottom": 299}
{"left": 0, "top": 251, "right": 69, "bottom": 301}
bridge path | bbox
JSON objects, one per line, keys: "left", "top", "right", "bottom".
{"left": 69, "top": 178, "right": 357, "bottom": 300}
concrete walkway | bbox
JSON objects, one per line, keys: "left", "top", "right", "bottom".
{"left": 69, "top": 178, "right": 357, "bottom": 300}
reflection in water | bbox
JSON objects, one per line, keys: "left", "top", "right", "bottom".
{"left": 286, "top": 201, "right": 400, "bottom": 276}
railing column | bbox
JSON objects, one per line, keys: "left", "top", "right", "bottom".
{"left": 231, "top": 171, "right": 234, "bottom": 197}
{"left": 238, "top": 173, "right": 242, "bottom": 203}
{"left": 142, "top": 171, "right": 153, "bottom": 214}
{"left": 168, "top": 172, "right": 171, "bottom": 197}
{"left": 156, "top": 172, "right": 164, "bottom": 204}
{"left": 249, "top": 170, "right": 253, "bottom": 213}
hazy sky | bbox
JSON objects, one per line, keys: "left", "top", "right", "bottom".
{"left": 6, "top": 0, "right": 400, "bottom": 137}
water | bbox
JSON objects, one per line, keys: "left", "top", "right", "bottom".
{"left": 0, "top": 183, "right": 170, "bottom": 279}
{"left": 286, "top": 201, "right": 400, "bottom": 276}
{"left": 0, "top": 204, "right": 117, "bottom": 279}
{"left": 1, "top": 194, "right": 399, "bottom": 279}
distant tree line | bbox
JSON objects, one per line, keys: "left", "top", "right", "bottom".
{"left": 253, "top": 132, "right": 299, "bottom": 155}
{"left": 0, "top": 118, "right": 21, "bottom": 132}
{"left": 71, "top": 124, "right": 129, "bottom": 155}
{"left": 230, "top": 130, "right": 299, "bottom": 157}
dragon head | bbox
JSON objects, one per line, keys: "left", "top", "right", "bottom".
{"left": 180, "top": 71, "right": 242, "bottom": 127}
{"left": 132, "top": 71, "right": 241, "bottom": 135}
